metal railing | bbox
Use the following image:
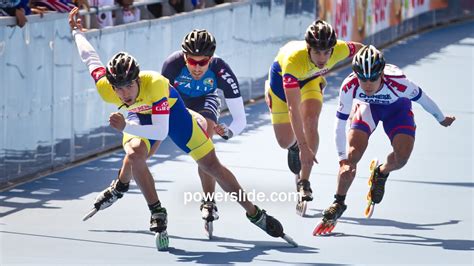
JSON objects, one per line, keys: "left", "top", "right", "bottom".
{"left": 0, "top": 0, "right": 163, "bottom": 27}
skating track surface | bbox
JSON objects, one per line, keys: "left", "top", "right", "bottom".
{"left": 1, "top": 21, "right": 473, "bottom": 265}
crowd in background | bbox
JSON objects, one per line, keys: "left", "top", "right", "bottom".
{"left": 0, "top": 0, "right": 234, "bottom": 28}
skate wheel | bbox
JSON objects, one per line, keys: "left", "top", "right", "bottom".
{"left": 155, "top": 231, "right": 169, "bottom": 251}
{"left": 296, "top": 201, "right": 307, "bottom": 217}
{"left": 204, "top": 221, "right": 213, "bottom": 239}
{"left": 82, "top": 208, "right": 98, "bottom": 221}
{"left": 326, "top": 222, "right": 337, "bottom": 234}
{"left": 282, "top": 234, "right": 298, "bottom": 247}
{"left": 321, "top": 223, "right": 333, "bottom": 235}
{"left": 364, "top": 203, "right": 375, "bottom": 218}
{"left": 312, "top": 221, "right": 324, "bottom": 236}
{"left": 369, "top": 159, "right": 379, "bottom": 171}
{"left": 368, "top": 159, "right": 379, "bottom": 185}
{"left": 313, "top": 220, "right": 334, "bottom": 236}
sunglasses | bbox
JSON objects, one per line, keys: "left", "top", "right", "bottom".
{"left": 186, "top": 57, "right": 211, "bottom": 66}
{"left": 356, "top": 72, "right": 381, "bottom": 82}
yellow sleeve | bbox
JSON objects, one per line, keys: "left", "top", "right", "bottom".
{"left": 143, "top": 72, "right": 171, "bottom": 103}
{"left": 96, "top": 76, "right": 122, "bottom": 105}
{"left": 332, "top": 40, "right": 351, "bottom": 63}
{"left": 280, "top": 54, "right": 304, "bottom": 80}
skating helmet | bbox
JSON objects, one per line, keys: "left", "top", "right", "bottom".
{"left": 106, "top": 52, "right": 140, "bottom": 87}
{"left": 181, "top": 29, "right": 216, "bottom": 57}
{"left": 305, "top": 19, "right": 337, "bottom": 50}
{"left": 352, "top": 45, "right": 386, "bottom": 81}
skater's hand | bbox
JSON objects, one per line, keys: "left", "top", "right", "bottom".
{"left": 68, "top": 7, "right": 85, "bottom": 32}
{"left": 338, "top": 159, "right": 351, "bottom": 172}
{"left": 339, "top": 159, "right": 349, "bottom": 167}
{"left": 74, "top": 0, "right": 90, "bottom": 11}
{"left": 109, "top": 112, "right": 126, "bottom": 131}
{"left": 440, "top": 116, "right": 455, "bottom": 127}
{"left": 299, "top": 143, "right": 317, "bottom": 168}
{"left": 214, "top": 123, "right": 233, "bottom": 140}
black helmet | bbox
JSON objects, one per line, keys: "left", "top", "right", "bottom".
{"left": 106, "top": 52, "right": 140, "bottom": 87}
{"left": 305, "top": 19, "right": 337, "bottom": 50}
{"left": 352, "top": 45, "right": 386, "bottom": 81}
{"left": 181, "top": 29, "right": 216, "bottom": 56}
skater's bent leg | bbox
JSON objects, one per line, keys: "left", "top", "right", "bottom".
{"left": 199, "top": 119, "right": 217, "bottom": 200}
{"left": 198, "top": 167, "right": 216, "bottom": 200}
{"left": 123, "top": 138, "right": 160, "bottom": 205}
{"left": 273, "top": 123, "right": 296, "bottom": 149}
{"left": 147, "top": 141, "right": 161, "bottom": 159}
{"left": 336, "top": 129, "right": 369, "bottom": 195}
{"left": 197, "top": 150, "right": 257, "bottom": 216}
{"left": 205, "top": 118, "right": 216, "bottom": 137}
{"left": 380, "top": 133, "right": 414, "bottom": 174}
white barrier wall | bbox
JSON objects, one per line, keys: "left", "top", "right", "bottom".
{"left": 0, "top": 0, "right": 315, "bottom": 184}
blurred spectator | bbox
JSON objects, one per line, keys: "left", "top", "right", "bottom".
{"left": 88, "top": 0, "right": 113, "bottom": 28}
{"left": 147, "top": 0, "right": 184, "bottom": 19}
{"left": 169, "top": 0, "right": 183, "bottom": 12}
{"left": 116, "top": 0, "right": 140, "bottom": 24}
{"left": 192, "top": 0, "right": 226, "bottom": 9}
{"left": 191, "top": 0, "right": 204, "bottom": 9}
{"left": 30, "top": 0, "right": 75, "bottom": 12}
{"left": 73, "top": 0, "right": 90, "bottom": 9}
{"left": 0, "top": 0, "right": 30, "bottom": 27}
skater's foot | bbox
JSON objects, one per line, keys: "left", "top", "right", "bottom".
{"left": 322, "top": 202, "right": 347, "bottom": 222}
{"left": 149, "top": 203, "right": 168, "bottom": 233}
{"left": 93, "top": 178, "right": 129, "bottom": 211}
{"left": 247, "top": 205, "right": 284, "bottom": 238}
{"left": 297, "top": 179, "right": 313, "bottom": 201}
{"left": 200, "top": 200, "right": 219, "bottom": 222}
{"left": 370, "top": 165, "right": 389, "bottom": 204}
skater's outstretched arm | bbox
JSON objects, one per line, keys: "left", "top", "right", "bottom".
{"left": 213, "top": 58, "right": 247, "bottom": 139}
{"left": 334, "top": 117, "right": 348, "bottom": 161}
{"left": 284, "top": 84, "right": 317, "bottom": 166}
{"left": 69, "top": 7, "right": 104, "bottom": 77}
{"left": 413, "top": 90, "right": 455, "bottom": 127}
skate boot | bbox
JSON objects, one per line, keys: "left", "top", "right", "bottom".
{"left": 247, "top": 205, "right": 298, "bottom": 247}
{"left": 200, "top": 200, "right": 219, "bottom": 239}
{"left": 313, "top": 201, "right": 347, "bottom": 235}
{"left": 296, "top": 179, "right": 313, "bottom": 217}
{"left": 82, "top": 177, "right": 129, "bottom": 221}
{"left": 150, "top": 203, "right": 169, "bottom": 251}
{"left": 364, "top": 159, "right": 389, "bottom": 218}
{"left": 288, "top": 142, "right": 301, "bottom": 177}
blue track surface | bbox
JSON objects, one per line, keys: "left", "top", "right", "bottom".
{"left": 1, "top": 21, "right": 473, "bottom": 265}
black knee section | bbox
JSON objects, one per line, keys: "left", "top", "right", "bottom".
{"left": 334, "top": 194, "right": 346, "bottom": 205}
{"left": 287, "top": 142, "right": 301, "bottom": 175}
{"left": 112, "top": 178, "right": 129, "bottom": 193}
{"left": 266, "top": 215, "right": 284, "bottom": 238}
{"left": 148, "top": 200, "right": 162, "bottom": 212}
